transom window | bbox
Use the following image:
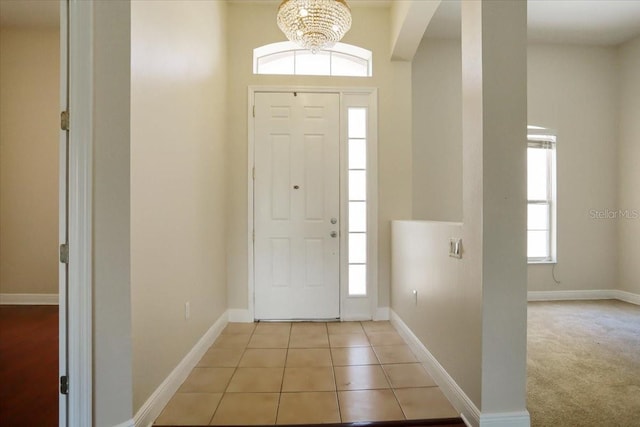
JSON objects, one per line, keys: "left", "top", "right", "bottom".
{"left": 527, "top": 126, "right": 557, "bottom": 263}
{"left": 253, "top": 41, "right": 372, "bottom": 77}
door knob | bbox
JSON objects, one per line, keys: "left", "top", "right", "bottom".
{"left": 330, "top": 231, "right": 338, "bottom": 238}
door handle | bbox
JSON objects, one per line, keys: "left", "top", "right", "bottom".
{"left": 330, "top": 231, "right": 338, "bottom": 238}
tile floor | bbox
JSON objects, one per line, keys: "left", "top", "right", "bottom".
{"left": 154, "top": 321, "right": 459, "bottom": 425}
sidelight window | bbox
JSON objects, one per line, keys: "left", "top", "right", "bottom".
{"left": 348, "top": 108, "right": 368, "bottom": 295}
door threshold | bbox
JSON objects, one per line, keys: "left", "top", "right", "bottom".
{"left": 257, "top": 318, "right": 340, "bottom": 323}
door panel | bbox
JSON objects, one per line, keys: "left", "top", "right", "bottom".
{"left": 254, "top": 92, "right": 340, "bottom": 320}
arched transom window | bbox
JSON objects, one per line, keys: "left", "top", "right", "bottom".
{"left": 253, "top": 41, "right": 372, "bottom": 77}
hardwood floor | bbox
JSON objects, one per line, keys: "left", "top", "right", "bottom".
{"left": 0, "top": 305, "right": 59, "bottom": 427}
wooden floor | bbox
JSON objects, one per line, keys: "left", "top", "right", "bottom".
{"left": 0, "top": 305, "right": 59, "bottom": 427}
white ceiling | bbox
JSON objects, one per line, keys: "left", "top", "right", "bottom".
{"left": 2, "top": 0, "right": 639, "bottom": 46}
{"left": 425, "top": 0, "right": 640, "bottom": 46}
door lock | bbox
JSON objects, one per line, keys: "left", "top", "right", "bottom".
{"left": 330, "top": 218, "right": 337, "bottom": 224}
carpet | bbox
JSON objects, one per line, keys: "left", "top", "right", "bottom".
{"left": 527, "top": 300, "right": 640, "bottom": 427}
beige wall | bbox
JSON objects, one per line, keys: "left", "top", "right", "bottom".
{"left": 93, "top": 1, "right": 133, "bottom": 425}
{"left": 0, "top": 27, "right": 59, "bottom": 296}
{"left": 226, "top": 3, "right": 412, "bottom": 312}
{"left": 412, "top": 39, "right": 620, "bottom": 292}
{"left": 528, "top": 43, "right": 619, "bottom": 292}
{"left": 412, "top": 38, "right": 462, "bottom": 222}
{"left": 618, "top": 35, "right": 640, "bottom": 295}
{"left": 391, "top": 220, "right": 480, "bottom": 405}
{"left": 130, "top": 0, "right": 229, "bottom": 412}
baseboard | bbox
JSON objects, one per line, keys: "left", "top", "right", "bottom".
{"left": 373, "top": 306, "right": 390, "bottom": 321}
{"left": 528, "top": 289, "right": 640, "bottom": 306}
{"left": 227, "top": 308, "right": 253, "bottom": 322}
{"left": 611, "top": 290, "right": 640, "bottom": 306}
{"left": 0, "top": 293, "right": 59, "bottom": 305}
{"left": 479, "top": 411, "right": 530, "bottom": 427}
{"left": 133, "top": 310, "right": 229, "bottom": 427}
{"left": 390, "top": 309, "right": 480, "bottom": 426}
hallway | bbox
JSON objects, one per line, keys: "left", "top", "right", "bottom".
{"left": 154, "top": 321, "right": 459, "bottom": 425}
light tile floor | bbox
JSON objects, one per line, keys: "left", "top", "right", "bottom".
{"left": 154, "top": 321, "right": 458, "bottom": 425}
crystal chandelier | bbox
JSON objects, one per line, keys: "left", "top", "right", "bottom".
{"left": 277, "top": 0, "right": 352, "bottom": 54}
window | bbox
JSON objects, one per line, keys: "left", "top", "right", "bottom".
{"left": 254, "top": 41, "right": 372, "bottom": 77}
{"left": 527, "top": 126, "right": 557, "bottom": 263}
{"left": 348, "top": 108, "right": 368, "bottom": 295}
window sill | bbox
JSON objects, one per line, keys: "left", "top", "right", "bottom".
{"left": 528, "top": 260, "right": 557, "bottom": 265}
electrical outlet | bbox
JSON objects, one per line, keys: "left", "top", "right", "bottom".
{"left": 185, "top": 302, "right": 190, "bottom": 320}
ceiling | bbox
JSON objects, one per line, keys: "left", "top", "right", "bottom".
{"left": 425, "top": 0, "right": 640, "bottom": 46}
{"left": 1, "top": 0, "right": 639, "bottom": 46}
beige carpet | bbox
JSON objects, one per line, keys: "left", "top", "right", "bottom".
{"left": 527, "top": 300, "right": 640, "bottom": 427}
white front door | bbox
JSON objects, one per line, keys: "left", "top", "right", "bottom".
{"left": 254, "top": 92, "right": 340, "bottom": 320}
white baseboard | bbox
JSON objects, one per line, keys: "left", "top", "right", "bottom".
{"left": 390, "top": 309, "right": 480, "bottom": 426}
{"left": 0, "top": 293, "right": 59, "bottom": 305}
{"left": 133, "top": 310, "right": 229, "bottom": 427}
{"left": 227, "top": 309, "right": 253, "bottom": 322}
{"left": 527, "top": 290, "right": 612, "bottom": 301}
{"left": 373, "top": 306, "right": 390, "bottom": 321}
{"left": 612, "top": 290, "right": 640, "bottom": 306}
{"left": 479, "top": 411, "right": 530, "bottom": 427}
{"left": 528, "top": 289, "right": 640, "bottom": 306}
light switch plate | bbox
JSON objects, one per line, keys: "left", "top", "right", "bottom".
{"left": 449, "top": 238, "right": 462, "bottom": 258}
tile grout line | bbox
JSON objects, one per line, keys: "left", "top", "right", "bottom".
{"left": 274, "top": 327, "right": 292, "bottom": 425}
{"left": 329, "top": 325, "right": 343, "bottom": 423}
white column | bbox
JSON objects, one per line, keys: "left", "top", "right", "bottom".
{"left": 461, "top": 1, "right": 529, "bottom": 425}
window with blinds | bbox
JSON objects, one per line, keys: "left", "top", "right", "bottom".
{"left": 527, "top": 127, "right": 557, "bottom": 263}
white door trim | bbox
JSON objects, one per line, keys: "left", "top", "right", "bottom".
{"left": 59, "top": 2, "right": 68, "bottom": 425}
{"left": 65, "top": 0, "right": 93, "bottom": 425}
{"left": 248, "top": 86, "right": 378, "bottom": 321}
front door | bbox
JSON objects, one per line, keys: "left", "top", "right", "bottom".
{"left": 254, "top": 92, "right": 340, "bottom": 320}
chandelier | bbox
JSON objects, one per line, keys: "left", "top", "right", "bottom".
{"left": 277, "top": 0, "right": 352, "bottom": 54}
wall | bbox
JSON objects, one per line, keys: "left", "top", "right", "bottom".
{"left": 527, "top": 43, "right": 619, "bottom": 292}
{"left": 226, "top": 3, "right": 412, "bottom": 314}
{"left": 617, "top": 35, "right": 640, "bottom": 295}
{"left": 391, "top": 220, "right": 479, "bottom": 404}
{"left": 92, "top": 1, "right": 133, "bottom": 425}
{"left": 412, "top": 38, "right": 462, "bottom": 221}
{"left": 130, "top": 0, "right": 229, "bottom": 412}
{"left": 0, "top": 27, "right": 59, "bottom": 297}
{"left": 412, "top": 39, "right": 620, "bottom": 292}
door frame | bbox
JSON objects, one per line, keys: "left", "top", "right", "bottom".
{"left": 61, "top": 0, "right": 93, "bottom": 425}
{"left": 247, "top": 86, "right": 378, "bottom": 321}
